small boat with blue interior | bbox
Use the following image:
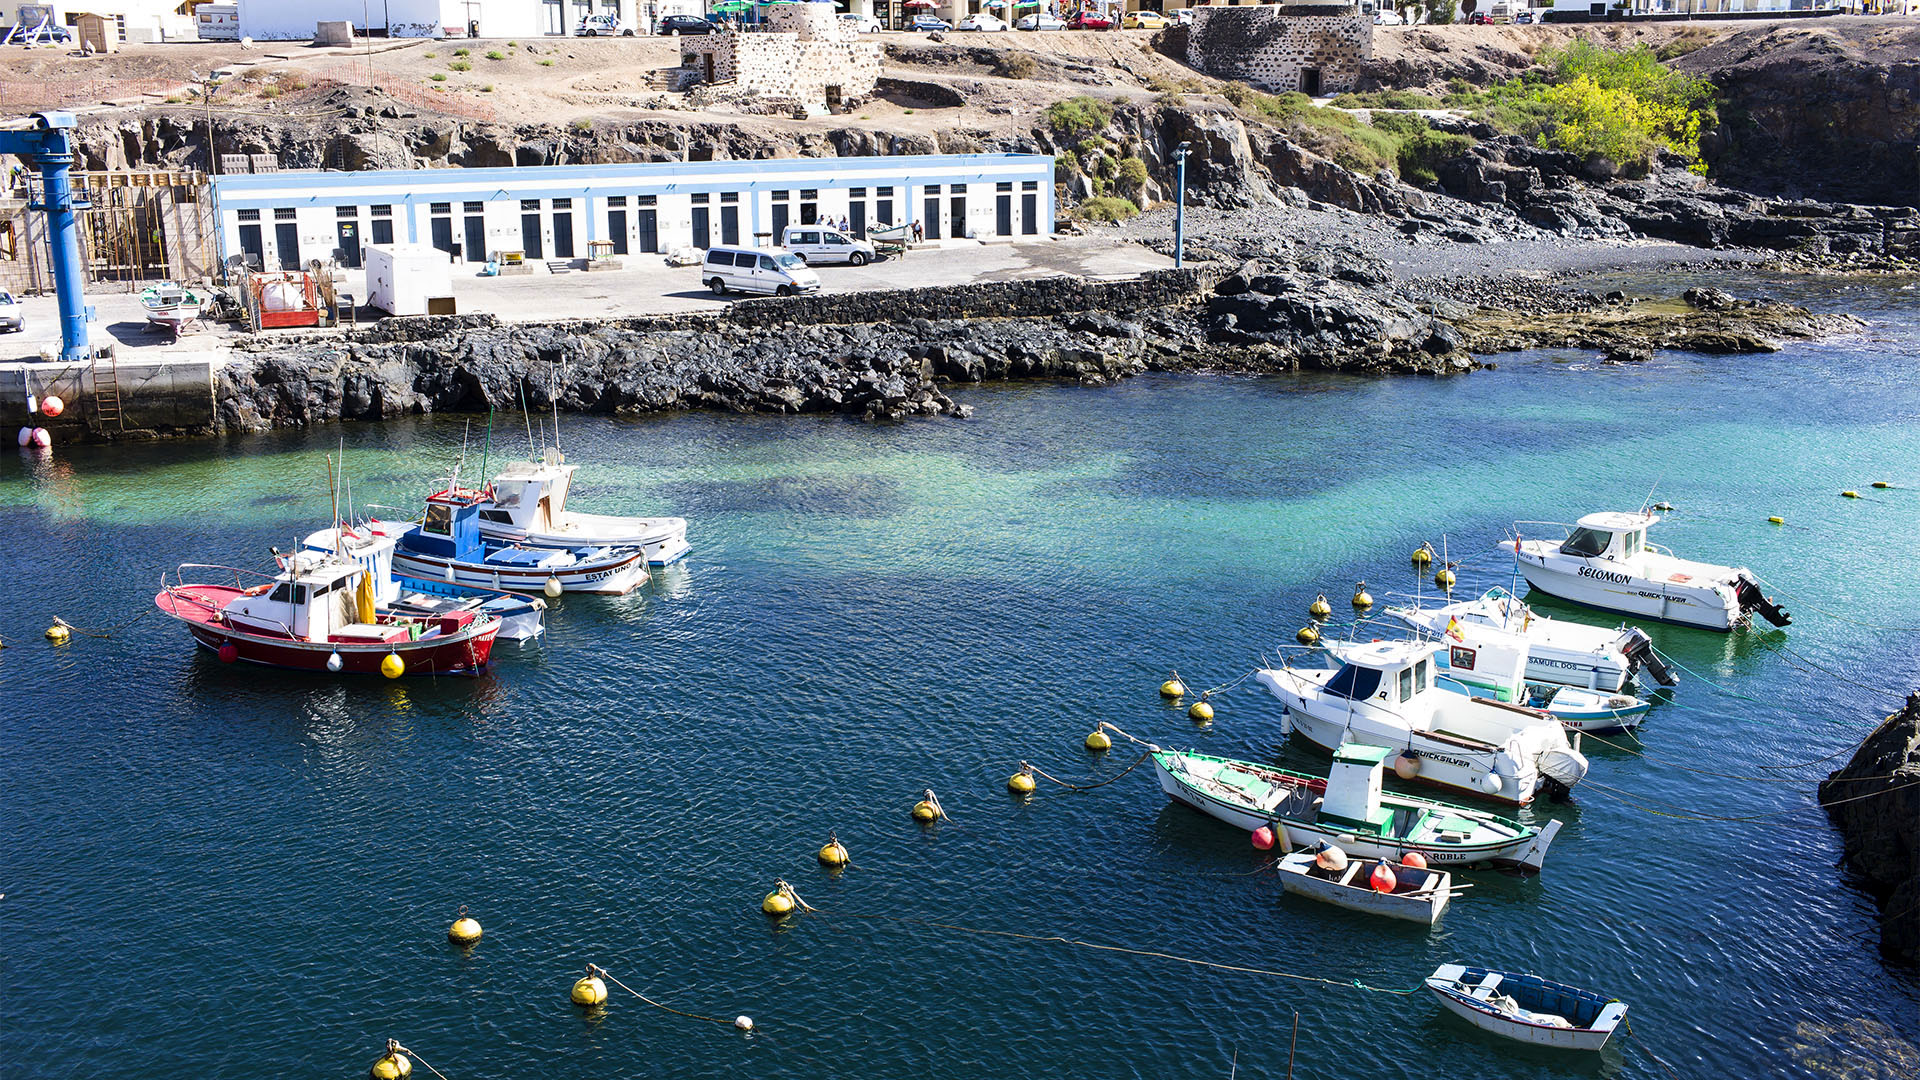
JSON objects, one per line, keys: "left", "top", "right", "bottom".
{"left": 302, "top": 522, "right": 547, "bottom": 641}
{"left": 1425, "top": 964, "right": 1628, "bottom": 1051}
{"left": 373, "top": 482, "right": 651, "bottom": 596}
{"left": 1385, "top": 586, "right": 1676, "bottom": 692}
{"left": 1151, "top": 743, "right": 1562, "bottom": 871}
{"left": 1256, "top": 639, "right": 1590, "bottom": 805}
{"left": 1277, "top": 846, "right": 1459, "bottom": 925}
{"left": 1501, "top": 512, "right": 1789, "bottom": 632}
{"left": 475, "top": 449, "right": 691, "bottom": 566}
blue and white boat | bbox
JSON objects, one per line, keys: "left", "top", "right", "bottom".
{"left": 369, "top": 484, "right": 651, "bottom": 596}
{"left": 303, "top": 522, "right": 548, "bottom": 640}
{"left": 1425, "top": 964, "right": 1628, "bottom": 1051}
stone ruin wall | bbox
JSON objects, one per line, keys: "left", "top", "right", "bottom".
{"left": 682, "top": 5, "right": 881, "bottom": 109}
{"left": 1186, "top": 6, "right": 1374, "bottom": 96}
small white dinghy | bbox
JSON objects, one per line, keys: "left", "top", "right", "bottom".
{"left": 1425, "top": 964, "right": 1628, "bottom": 1051}
{"left": 1386, "top": 587, "right": 1676, "bottom": 692}
{"left": 1277, "top": 846, "right": 1458, "bottom": 925}
{"left": 1501, "top": 512, "right": 1789, "bottom": 632}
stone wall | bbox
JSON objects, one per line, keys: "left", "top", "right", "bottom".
{"left": 682, "top": 6, "right": 881, "bottom": 112}
{"left": 1187, "top": 5, "right": 1374, "bottom": 96}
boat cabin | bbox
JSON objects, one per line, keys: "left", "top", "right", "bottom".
{"left": 222, "top": 552, "right": 378, "bottom": 643}
{"left": 406, "top": 486, "right": 491, "bottom": 562}
{"left": 1323, "top": 640, "right": 1439, "bottom": 710}
{"left": 303, "top": 526, "right": 402, "bottom": 605}
{"left": 1433, "top": 635, "right": 1530, "bottom": 703}
{"left": 1321, "top": 744, "right": 1392, "bottom": 830}
{"left": 480, "top": 453, "right": 576, "bottom": 536}
{"left": 1556, "top": 511, "right": 1657, "bottom": 562}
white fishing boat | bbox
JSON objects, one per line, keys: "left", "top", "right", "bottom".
{"left": 1151, "top": 744, "right": 1562, "bottom": 871}
{"left": 1425, "top": 964, "right": 1628, "bottom": 1051}
{"left": 373, "top": 484, "right": 651, "bottom": 596}
{"left": 1385, "top": 586, "right": 1676, "bottom": 691}
{"left": 1255, "top": 639, "right": 1589, "bottom": 805}
{"left": 141, "top": 282, "right": 203, "bottom": 335}
{"left": 1277, "top": 848, "right": 1459, "bottom": 925}
{"left": 302, "top": 524, "right": 547, "bottom": 641}
{"left": 1500, "top": 512, "right": 1790, "bottom": 632}
{"left": 475, "top": 450, "right": 691, "bottom": 566}
{"left": 1330, "top": 635, "right": 1652, "bottom": 736}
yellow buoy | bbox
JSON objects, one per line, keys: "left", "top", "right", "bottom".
{"left": 571, "top": 970, "right": 608, "bottom": 1006}
{"left": 1872, "top": 481, "right": 1890, "bottom": 489}
{"left": 381, "top": 653, "right": 405, "bottom": 679}
{"left": 1085, "top": 729, "right": 1113, "bottom": 752}
{"left": 818, "top": 834, "right": 850, "bottom": 867}
{"left": 1768, "top": 516, "right": 1785, "bottom": 524}
{"left": 448, "top": 906, "right": 482, "bottom": 947}
{"left": 911, "top": 800, "right": 939, "bottom": 823}
{"left": 1008, "top": 767, "right": 1036, "bottom": 795}
{"left": 1296, "top": 624, "right": 1320, "bottom": 645}
{"left": 762, "top": 887, "right": 796, "bottom": 916}
{"left": 1188, "top": 700, "right": 1214, "bottom": 723}
{"left": 369, "top": 1047, "right": 412, "bottom": 1080}
{"left": 45, "top": 623, "right": 71, "bottom": 645}
{"left": 1435, "top": 567, "right": 1457, "bottom": 591}
{"left": 1159, "top": 676, "right": 1186, "bottom": 699}
{"left": 1351, "top": 582, "right": 1373, "bottom": 609}
{"left": 1842, "top": 490, "right": 1860, "bottom": 499}
{"left": 1308, "top": 594, "right": 1332, "bottom": 619}
{"left": 1411, "top": 543, "right": 1434, "bottom": 567}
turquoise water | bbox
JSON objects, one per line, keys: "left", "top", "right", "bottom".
{"left": 4, "top": 272, "right": 1919, "bottom": 1079}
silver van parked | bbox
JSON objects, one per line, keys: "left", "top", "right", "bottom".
{"left": 780, "top": 225, "right": 877, "bottom": 266}
{"left": 701, "top": 246, "right": 822, "bottom": 297}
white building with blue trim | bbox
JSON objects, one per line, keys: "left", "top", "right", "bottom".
{"left": 208, "top": 155, "right": 1056, "bottom": 271}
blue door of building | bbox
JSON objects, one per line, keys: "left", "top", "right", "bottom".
{"left": 520, "top": 210, "right": 543, "bottom": 259}
{"left": 636, "top": 210, "right": 657, "bottom": 253}
{"left": 691, "top": 207, "right": 710, "bottom": 249}
{"left": 274, "top": 222, "right": 300, "bottom": 269}
{"left": 239, "top": 224, "right": 264, "bottom": 268}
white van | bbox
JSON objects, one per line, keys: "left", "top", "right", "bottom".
{"left": 701, "top": 246, "right": 822, "bottom": 297}
{"left": 780, "top": 225, "right": 877, "bottom": 266}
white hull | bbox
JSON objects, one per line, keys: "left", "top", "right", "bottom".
{"left": 479, "top": 519, "right": 691, "bottom": 566}
{"left": 1276, "top": 852, "right": 1452, "bottom": 924}
{"left": 1426, "top": 965, "right": 1626, "bottom": 1051}
{"left": 1152, "top": 756, "right": 1559, "bottom": 870}
{"left": 1512, "top": 556, "right": 1736, "bottom": 631}
{"left": 1390, "top": 593, "right": 1638, "bottom": 692}
{"left": 390, "top": 550, "right": 648, "bottom": 595}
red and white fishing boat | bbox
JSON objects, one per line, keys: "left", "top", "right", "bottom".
{"left": 154, "top": 549, "right": 502, "bottom": 677}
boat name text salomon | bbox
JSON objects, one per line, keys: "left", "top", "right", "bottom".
{"left": 1577, "top": 567, "right": 1632, "bottom": 585}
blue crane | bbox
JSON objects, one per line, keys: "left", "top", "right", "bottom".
{"left": 1, "top": 111, "right": 90, "bottom": 362}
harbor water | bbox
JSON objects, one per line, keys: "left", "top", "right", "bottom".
{"left": 4, "top": 272, "right": 1919, "bottom": 1078}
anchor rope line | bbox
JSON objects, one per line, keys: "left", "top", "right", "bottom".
{"left": 1190, "top": 667, "right": 1264, "bottom": 700}
{"left": 1759, "top": 638, "right": 1910, "bottom": 702}
{"left": 1579, "top": 776, "right": 1920, "bottom": 824}
{"left": 820, "top": 911, "right": 1421, "bottom": 996}
{"left": 49, "top": 606, "right": 156, "bottom": 640}
{"left": 1096, "top": 721, "right": 1162, "bottom": 751}
{"left": 1623, "top": 1020, "right": 1684, "bottom": 1080}
{"left": 1578, "top": 730, "right": 1892, "bottom": 783}
{"left": 1024, "top": 751, "right": 1153, "bottom": 793}
{"left": 597, "top": 968, "right": 739, "bottom": 1029}
{"left": 391, "top": 1043, "right": 454, "bottom": 1080}
{"left": 1752, "top": 574, "right": 1920, "bottom": 633}
{"left": 1646, "top": 647, "right": 1770, "bottom": 705}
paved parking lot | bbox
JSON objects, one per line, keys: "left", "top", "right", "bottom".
{"left": 1, "top": 235, "right": 1173, "bottom": 362}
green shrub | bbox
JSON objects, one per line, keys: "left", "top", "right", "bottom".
{"left": 449, "top": 60, "right": 471, "bottom": 71}
{"left": 572, "top": 118, "right": 592, "bottom": 131}
{"left": 1075, "top": 196, "right": 1140, "bottom": 222}
{"left": 260, "top": 85, "right": 281, "bottom": 98}
{"left": 429, "top": 73, "right": 447, "bottom": 82}
{"left": 1155, "top": 90, "right": 1184, "bottom": 108}
{"left": 538, "top": 59, "right": 554, "bottom": 67}
{"left": 1045, "top": 95, "right": 1113, "bottom": 137}
{"left": 485, "top": 50, "right": 506, "bottom": 60}
{"left": 1117, "top": 155, "right": 1149, "bottom": 193}
{"left": 1377, "top": 114, "right": 1474, "bottom": 184}
{"left": 1055, "top": 148, "right": 1081, "bottom": 180}
{"left": 454, "top": 48, "right": 471, "bottom": 57}
{"left": 997, "top": 52, "right": 1037, "bottom": 80}
{"left": 1329, "top": 89, "right": 1442, "bottom": 111}
{"left": 424, "top": 51, "right": 436, "bottom": 58}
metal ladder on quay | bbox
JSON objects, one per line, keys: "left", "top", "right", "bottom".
{"left": 91, "top": 347, "right": 125, "bottom": 433}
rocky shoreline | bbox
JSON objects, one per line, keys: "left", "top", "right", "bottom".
{"left": 1823, "top": 691, "right": 1920, "bottom": 965}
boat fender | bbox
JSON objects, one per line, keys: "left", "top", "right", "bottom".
{"left": 1251, "top": 826, "right": 1275, "bottom": 851}
{"left": 1085, "top": 729, "right": 1113, "bottom": 752}
{"left": 571, "top": 966, "right": 609, "bottom": 1005}
{"left": 1393, "top": 751, "right": 1421, "bottom": 780}
{"left": 734, "top": 1015, "right": 753, "bottom": 1032}
{"left": 543, "top": 576, "right": 564, "bottom": 598}
{"left": 1308, "top": 594, "right": 1333, "bottom": 619}
{"left": 1188, "top": 699, "right": 1214, "bottom": 723}
{"left": 1313, "top": 842, "right": 1347, "bottom": 872}
{"left": 1007, "top": 767, "right": 1036, "bottom": 795}
{"left": 1296, "top": 625, "right": 1321, "bottom": 646}
{"left": 1369, "top": 862, "right": 1398, "bottom": 894}
{"left": 381, "top": 653, "right": 405, "bottom": 679}
{"left": 818, "top": 834, "right": 850, "bottom": 867}
{"left": 1351, "top": 582, "right": 1374, "bottom": 610}
{"left": 1412, "top": 543, "right": 1434, "bottom": 567}
{"left": 218, "top": 641, "right": 238, "bottom": 663}
{"left": 1479, "top": 772, "right": 1504, "bottom": 795}
{"left": 40, "top": 395, "right": 64, "bottom": 418}
{"left": 1159, "top": 674, "right": 1186, "bottom": 699}
{"left": 45, "top": 622, "right": 71, "bottom": 644}
{"left": 327, "top": 650, "right": 343, "bottom": 672}
{"left": 1400, "top": 850, "right": 1428, "bottom": 869}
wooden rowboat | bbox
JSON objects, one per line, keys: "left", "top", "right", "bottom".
{"left": 1425, "top": 964, "right": 1628, "bottom": 1051}
{"left": 1276, "top": 850, "right": 1457, "bottom": 925}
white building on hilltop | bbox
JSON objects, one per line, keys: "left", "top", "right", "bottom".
{"left": 235, "top": 0, "right": 698, "bottom": 40}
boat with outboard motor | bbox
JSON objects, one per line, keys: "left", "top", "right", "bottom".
{"left": 1385, "top": 587, "right": 1675, "bottom": 692}
{"left": 1255, "top": 639, "right": 1590, "bottom": 805}
{"left": 474, "top": 449, "right": 691, "bottom": 566}
{"left": 1425, "top": 964, "right": 1628, "bottom": 1051}
{"left": 1327, "top": 635, "right": 1652, "bottom": 736}
{"left": 154, "top": 552, "right": 501, "bottom": 676}
{"left": 1152, "top": 743, "right": 1562, "bottom": 871}
{"left": 302, "top": 523, "right": 547, "bottom": 641}
{"left": 1500, "top": 512, "right": 1789, "bottom": 632}
{"left": 372, "top": 483, "right": 651, "bottom": 596}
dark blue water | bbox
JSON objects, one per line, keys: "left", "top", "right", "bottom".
{"left": 4, "top": 271, "right": 1918, "bottom": 1079}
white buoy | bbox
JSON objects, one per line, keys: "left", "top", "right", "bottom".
{"left": 734, "top": 1015, "right": 753, "bottom": 1031}
{"left": 327, "top": 651, "right": 344, "bottom": 672}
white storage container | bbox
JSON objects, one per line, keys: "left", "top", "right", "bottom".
{"left": 365, "top": 243, "right": 455, "bottom": 317}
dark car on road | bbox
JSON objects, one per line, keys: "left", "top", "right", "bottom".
{"left": 657, "top": 14, "right": 713, "bottom": 34}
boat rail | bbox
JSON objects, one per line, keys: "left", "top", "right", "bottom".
{"left": 364, "top": 505, "right": 424, "bottom": 522}
{"left": 1510, "top": 520, "right": 1575, "bottom": 540}
{"left": 160, "top": 563, "right": 299, "bottom": 638}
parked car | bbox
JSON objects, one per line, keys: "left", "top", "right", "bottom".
{"left": 1467, "top": 12, "right": 1491, "bottom": 23}
{"left": 956, "top": 13, "right": 1009, "bottom": 31}
{"left": 575, "top": 14, "right": 633, "bottom": 35}
{"left": 0, "top": 290, "right": 22, "bottom": 334}
{"left": 781, "top": 225, "right": 877, "bottom": 266}
{"left": 657, "top": 14, "right": 713, "bottom": 34}
{"left": 839, "top": 12, "right": 883, "bottom": 32}
{"left": 1068, "top": 11, "right": 1112, "bottom": 29}
{"left": 702, "top": 246, "right": 821, "bottom": 297}
{"left": 1122, "top": 10, "right": 1168, "bottom": 28}
{"left": 1514, "top": 11, "right": 1535, "bottom": 23}
{"left": 1169, "top": 7, "right": 1196, "bottom": 24}
{"left": 911, "top": 13, "right": 953, "bottom": 31}
{"left": 1017, "top": 12, "right": 1068, "bottom": 30}
{"left": 1373, "top": 10, "right": 1405, "bottom": 24}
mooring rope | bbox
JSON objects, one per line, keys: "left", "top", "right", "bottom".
{"left": 1578, "top": 730, "right": 1889, "bottom": 783}
{"left": 1579, "top": 775, "right": 1920, "bottom": 823}
{"left": 596, "top": 966, "right": 739, "bottom": 1029}
{"left": 1647, "top": 646, "right": 1769, "bottom": 705}
{"left": 1095, "top": 721, "right": 1161, "bottom": 751}
{"left": 1024, "top": 751, "right": 1153, "bottom": 793}
{"left": 1753, "top": 574, "right": 1920, "bottom": 633}
{"left": 822, "top": 911, "right": 1421, "bottom": 996}
{"left": 1759, "top": 637, "right": 1910, "bottom": 702}
{"left": 389, "top": 1042, "right": 453, "bottom": 1080}
{"left": 48, "top": 606, "right": 155, "bottom": 640}
{"left": 1623, "top": 1020, "right": 1684, "bottom": 1080}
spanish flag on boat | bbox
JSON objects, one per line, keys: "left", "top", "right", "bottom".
{"left": 1446, "top": 616, "right": 1462, "bottom": 640}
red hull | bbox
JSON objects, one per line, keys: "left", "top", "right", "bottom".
{"left": 156, "top": 587, "right": 498, "bottom": 677}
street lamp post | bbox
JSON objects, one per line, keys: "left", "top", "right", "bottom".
{"left": 1173, "top": 140, "right": 1190, "bottom": 270}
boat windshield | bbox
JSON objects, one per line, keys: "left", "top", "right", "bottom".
{"left": 1324, "top": 664, "right": 1384, "bottom": 702}
{"left": 1562, "top": 527, "right": 1613, "bottom": 558}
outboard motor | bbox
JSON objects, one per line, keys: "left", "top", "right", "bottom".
{"left": 1619, "top": 627, "right": 1678, "bottom": 687}
{"left": 1733, "top": 573, "right": 1791, "bottom": 627}
{"left": 1535, "top": 747, "right": 1589, "bottom": 803}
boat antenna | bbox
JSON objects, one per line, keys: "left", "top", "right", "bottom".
{"left": 518, "top": 375, "right": 536, "bottom": 459}
{"left": 550, "top": 358, "right": 563, "bottom": 456}
{"left": 326, "top": 451, "right": 340, "bottom": 558}
{"left": 480, "top": 406, "right": 493, "bottom": 491}
{"left": 1639, "top": 475, "right": 1664, "bottom": 516}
